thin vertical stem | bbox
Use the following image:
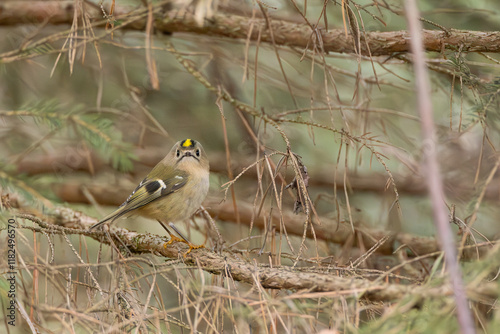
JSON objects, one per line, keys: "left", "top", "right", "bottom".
{"left": 404, "top": 1, "right": 475, "bottom": 333}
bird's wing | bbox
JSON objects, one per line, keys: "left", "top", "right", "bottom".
{"left": 90, "top": 170, "right": 188, "bottom": 229}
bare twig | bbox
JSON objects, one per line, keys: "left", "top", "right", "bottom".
{"left": 404, "top": 1, "right": 475, "bottom": 333}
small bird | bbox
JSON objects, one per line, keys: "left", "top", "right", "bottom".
{"left": 90, "top": 139, "right": 210, "bottom": 252}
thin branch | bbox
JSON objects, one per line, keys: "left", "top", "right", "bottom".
{"left": 13, "top": 211, "right": 498, "bottom": 302}
{"left": 404, "top": 1, "right": 475, "bottom": 333}
{"left": 2, "top": 1, "right": 500, "bottom": 59}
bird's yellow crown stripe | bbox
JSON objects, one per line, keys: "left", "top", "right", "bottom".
{"left": 182, "top": 139, "right": 193, "bottom": 147}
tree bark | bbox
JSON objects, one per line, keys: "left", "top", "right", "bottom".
{"left": 1, "top": 1, "right": 500, "bottom": 57}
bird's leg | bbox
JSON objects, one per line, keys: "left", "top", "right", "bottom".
{"left": 157, "top": 220, "right": 187, "bottom": 245}
{"left": 157, "top": 220, "right": 204, "bottom": 254}
{"left": 168, "top": 222, "right": 204, "bottom": 255}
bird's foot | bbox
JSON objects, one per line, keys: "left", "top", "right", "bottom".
{"left": 163, "top": 235, "right": 188, "bottom": 247}
{"left": 163, "top": 236, "right": 204, "bottom": 254}
{"left": 183, "top": 242, "right": 205, "bottom": 255}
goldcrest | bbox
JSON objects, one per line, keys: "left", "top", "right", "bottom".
{"left": 90, "top": 139, "right": 209, "bottom": 249}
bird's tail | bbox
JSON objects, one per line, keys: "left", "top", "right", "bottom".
{"left": 89, "top": 218, "right": 110, "bottom": 230}
{"left": 89, "top": 208, "right": 123, "bottom": 230}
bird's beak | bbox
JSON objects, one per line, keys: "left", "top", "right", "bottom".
{"left": 180, "top": 151, "right": 199, "bottom": 162}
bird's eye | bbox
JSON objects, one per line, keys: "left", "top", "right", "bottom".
{"left": 195, "top": 149, "right": 200, "bottom": 157}
{"left": 176, "top": 149, "right": 180, "bottom": 158}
